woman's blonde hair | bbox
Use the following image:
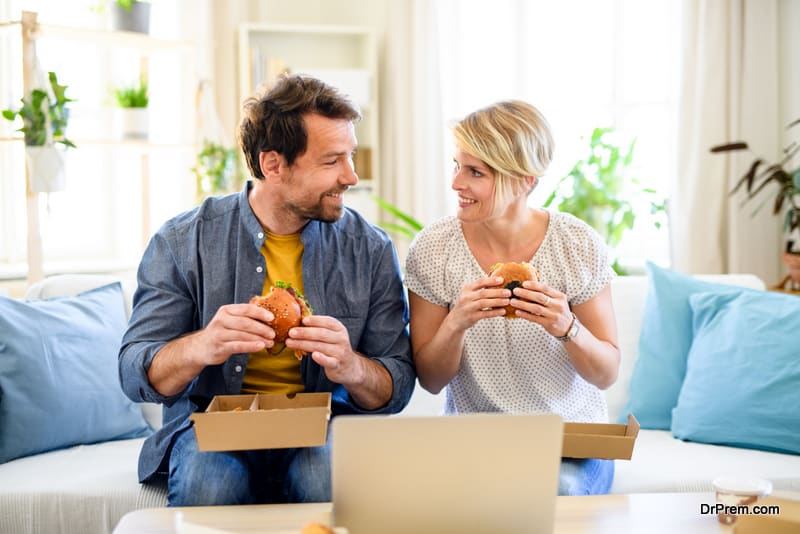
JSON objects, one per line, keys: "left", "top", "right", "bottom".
{"left": 452, "top": 100, "right": 554, "bottom": 212}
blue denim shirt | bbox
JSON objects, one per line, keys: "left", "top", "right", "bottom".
{"left": 119, "top": 183, "right": 415, "bottom": 482}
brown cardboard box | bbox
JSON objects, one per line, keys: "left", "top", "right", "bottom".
{"left": 734, "top": 494, "right": 800, "bottom": 533}
{"left": 561, "top": 414, "right": 640, "bottom": 460}
{"left": 190, "top": 392, "right": 331, "bottom": 451}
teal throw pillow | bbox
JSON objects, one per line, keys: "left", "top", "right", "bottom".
{"left": 619, "top": 262, "right": 748, "bottom": 429}
{"left": 671, "top": 290, "right": 800, "bottom": 454}
{"left": 0, "top": 283, "right": 151, "bottom": 464}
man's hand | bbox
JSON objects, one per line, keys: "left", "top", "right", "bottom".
{"left": 147, "top": 302, "right": 276, "bottom": 397}
{"left": 285, "top": 315, "right": 392, "bottom": 409}
{"left": 195, "top": 303, "right": 277, "bottom": 365}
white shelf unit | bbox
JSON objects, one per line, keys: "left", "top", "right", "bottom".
{"left": 237, "top": 23, "right": 380, "bottom": 221}
{"left": 1, "top": 11, "right": 196, "bottom": 283}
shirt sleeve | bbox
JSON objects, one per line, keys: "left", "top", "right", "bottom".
{"left": 404, "top": 223, "right": 451, "bottom": 308}
{"left": 567, "top": 219, "right": 616, "bottom": 305}
{"left": 118, "top": 224, "right": 196, "bottom": 406}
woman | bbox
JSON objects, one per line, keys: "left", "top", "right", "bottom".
{"left": 404, "top": 100, "right": 621, "bottom": 495}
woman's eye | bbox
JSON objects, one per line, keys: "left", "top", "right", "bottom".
{"left": 471, "top": 169, "right": 483, "bottom": 177}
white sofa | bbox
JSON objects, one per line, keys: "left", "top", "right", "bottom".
{"left": 1, "top": 273, "right": 799, "bottom": 534}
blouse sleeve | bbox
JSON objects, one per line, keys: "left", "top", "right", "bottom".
{"left": 403, "top": 222, "right": 451, "bottom": 308}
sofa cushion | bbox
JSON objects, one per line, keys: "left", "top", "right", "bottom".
{"left": 620, "top": 262, "right": 763, "bottom": 429}
{"left": 0, "top": 283, "right": 151, "bottom": 464}
{"left": 670, "top": 290, "right": 800, "bottom": 454}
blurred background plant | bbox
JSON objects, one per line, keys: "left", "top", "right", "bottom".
{"left": 2, "top": 71, "right": 75, "bottom": 148}
{"left": 113, "top": 78, "right": 148, "bottom": 108}
{"left": 544, "top": 127, "right": 666, "bottom": 274}
{"left": 192, "top": 140, "right": 244, "bottom": 200}
{"left": 372, "top": 196, "right": 424, "bottom": 240}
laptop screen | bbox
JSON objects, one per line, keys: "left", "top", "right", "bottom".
{"left": 331, "top": 413, "right": 563, "bottom": 534}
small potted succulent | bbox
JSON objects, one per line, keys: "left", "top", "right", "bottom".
{"left": 2, "top": 71, "right": 76, "bottom": 192}
{"left": 112, "top": 77, "right": 149, "bottom": 139}
{"left": 711, "top": 119, "right": 800, "bottom": 290}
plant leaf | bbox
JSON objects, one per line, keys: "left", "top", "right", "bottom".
{"left": 710, "top": 142, "right": 748, "bottom": 153}
{"left": 730, "top": 158, "right": 763, "bottom": 195}
{"left": 372, "top": 196, "right": 423, "bottom": 231}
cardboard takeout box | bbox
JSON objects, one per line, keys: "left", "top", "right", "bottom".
{"left": 190, "top": 392, "right": 331, "bottom": 451}
{"left": 561, "top": 413, "right": 640, "bottom": 460}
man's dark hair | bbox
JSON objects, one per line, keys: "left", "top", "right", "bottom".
{"left": 238, "top": 74, "right": 361, "bottom": 178}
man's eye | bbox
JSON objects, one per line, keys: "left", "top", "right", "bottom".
{"left": 325, "top": 159, "right": 337, "bottom": 166}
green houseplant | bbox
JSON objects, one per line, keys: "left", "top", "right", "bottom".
{"left": 3, "top": 71, "right": 75, "bottom": 193}
{"left": 112, "top": 78, "right": 148, "bottom": 139}
{"left": 192, "top": 140, "right": 245, "bottom": 200}
{"left": 372, "top": 196, "right": 424, "bottom": 240}
{"left": 543, "top": 127, "right": 665, "bottom": 274}
{"left": 2, "top": 71, "right": 75, "bottom": 149}
{"left": 711, "top": 118, "right": 800, "bottom": 289}
{"left": 113, "top": 79, "right": 148, "bottom": 109}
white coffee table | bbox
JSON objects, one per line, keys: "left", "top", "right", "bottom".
{"left": 114, "top": 492, "right": 735, "bottom": 533}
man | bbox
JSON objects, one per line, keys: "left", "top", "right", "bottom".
{"left": 119, "top": 75, "right": 415, "bottom": 506}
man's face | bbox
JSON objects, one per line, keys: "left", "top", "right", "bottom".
{"left": 282, "top": 113, "right": 359, "bottom": 223}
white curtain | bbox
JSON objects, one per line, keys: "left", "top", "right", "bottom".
{"left": 673, "top": 0, "right": 782, "bottom": 281}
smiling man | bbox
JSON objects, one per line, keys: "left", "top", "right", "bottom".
{"left": 119, "top": 75, "right": 415, "bottom": 507}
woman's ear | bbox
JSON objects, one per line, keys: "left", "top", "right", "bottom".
{"left": 259, "top": 151, "right": 284, "bottom": 182}
{"left": 525, "top": 176, "right": 539, "bottom": 194}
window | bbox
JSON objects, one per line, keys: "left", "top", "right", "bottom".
{"left": 0, "top": 0, "right": 197, "bottom": 279}
{"left": 434, "top": 0, "right": 680, "bottom": 269}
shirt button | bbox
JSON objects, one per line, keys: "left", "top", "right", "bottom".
{"left": 256, "top": 266, "right": 263, "bottom": 273}
{"left": 257, "top": 232, "right": 264, "bottom": 239}
{"left": 234, "top": 365, "right": 242, "bottom": 373}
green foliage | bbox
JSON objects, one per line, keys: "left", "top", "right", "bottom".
{"left": 711, "top": 119, "right": 800, "bottom": 244}
{"left": 2, "top": 71, "right": 76, "bottom": 148}
{"left": 91, "top": 0, "right": 138, "bottom": 13}
{"left": 192, "top": 140, "right": 244, "bottom": 199}
{"left": 372, "top": 196, "right": 424, "bottom": 240}
{"left": 543, "top": 127, "right": 665, "bottom": 274}
{"left": 113, "top": 79, "right": 148, "bottom": 108}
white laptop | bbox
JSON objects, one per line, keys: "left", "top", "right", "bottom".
{"left": 331, "top": 413, "right": 563, "bottom": 534}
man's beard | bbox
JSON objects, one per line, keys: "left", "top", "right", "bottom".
{"left": 286, "top": 187, "right": 347, "bottom": 223}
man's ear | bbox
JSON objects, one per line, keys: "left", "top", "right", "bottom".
{"left": 259, "top": 151, "right": 284, "bottom": 182}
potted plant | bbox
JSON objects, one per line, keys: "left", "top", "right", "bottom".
{"left": 711, "top": 118, "right": 800, "bottom": 290}
{"left": 2, "top": 71, "right": 76, "bottom": 192}
{"left": 543, "top": 127, "right": 666, "bottom": 274}
{"left": 192, "top": 140, "right": 245, "bottom": 200}
{"left": 112, "top": 77, "right": 148, "bottom": 140}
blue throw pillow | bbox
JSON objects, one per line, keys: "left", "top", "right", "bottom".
{"left": 0, "top": 282, "right": 151, "bottom": 464}
{"left": 620, "top": 262, "right": 747, "bottom": 429}
{"left": 671, "top": 290, "right": 800, "bottom": 454}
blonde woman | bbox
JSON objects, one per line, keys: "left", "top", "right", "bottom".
{"left": 404, "top": 101, "right": 621, "bottom": 495}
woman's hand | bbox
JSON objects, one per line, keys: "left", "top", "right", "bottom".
{"left": 448, "top": 276, "right": 511, "bottom": 331}
{"left": 509, "top": 280, "right": 574, "bottom": 338}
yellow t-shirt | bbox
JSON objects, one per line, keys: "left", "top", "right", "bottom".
{"left": 241, "top": 231, "right": 305, "bottom": 394}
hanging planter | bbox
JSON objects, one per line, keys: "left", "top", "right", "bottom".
{"left": 192, "top": 80, "right": 244, "bottom": 200}
{"left": 2, "top": 70, "right": 76, "bottom": 193}
{"left": 110, "top": 0, "right": 151, "bottom": 34}
{"left": 25, "top": 146, "right": 66, "bottom": 193}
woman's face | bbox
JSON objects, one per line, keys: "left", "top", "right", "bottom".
{"left": 451, "top": 149, "right": 496, "bottom": 222}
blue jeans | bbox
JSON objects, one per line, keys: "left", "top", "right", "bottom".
{"left": 167, "top": 427, "right": 331, "bottom": 506}
{"left": 558, "top": 458, "right": 614, "bottom": 495}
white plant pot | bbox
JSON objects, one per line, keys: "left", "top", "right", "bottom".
{"left": 25, "top": 145, "right": 66, "bottom": 193}
{"left": 114, "top": 108, "right": 149, "bottom": 140}
{"left": 110, "top": 1, "right": 151, "bottom": 34}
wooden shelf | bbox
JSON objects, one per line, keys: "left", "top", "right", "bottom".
{"left": 0, "top": 19, "right": 192, "bottom": 52}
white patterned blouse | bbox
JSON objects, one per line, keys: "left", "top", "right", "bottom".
{"left": 404, "top": 211, "right": 615, "bottom": 423}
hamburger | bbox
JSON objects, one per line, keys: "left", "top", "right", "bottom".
{"left": 249, "top": 281, "right": 313, "bottom": 358}
{"left": 488, "top": 261, "right": 539, "bottom": 318}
